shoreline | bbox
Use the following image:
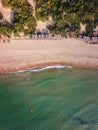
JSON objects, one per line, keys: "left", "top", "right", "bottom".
{"left": 6, "top": 64, "right": 72, "bottom": 74}
{"left": 0, "top": 38, "right": 98, "bottom": 74}
{"left": 1, "top": 61, "right": 98, "bottom": 74}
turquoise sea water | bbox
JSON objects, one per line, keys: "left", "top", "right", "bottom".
{"left": 0, "top": 67, "right": 98, "bottom": 130}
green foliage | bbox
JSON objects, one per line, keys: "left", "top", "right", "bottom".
{"left": 0, "top": 13, "right": 3, "bottom": 20}
{"left": 0, "top": 0, "right": 98, "bottom": 37}
{"left": 35, "top": 0, "right": 98, "bottom": 37}
{"left": 0, "top": 22, "right": 13, "bottom": 36}
{"left": 1, "top": 0, "right": 36, "bottom": 36}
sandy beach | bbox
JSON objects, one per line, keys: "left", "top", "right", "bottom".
{"left": 0, "top": 38, "right": 98, "bottom": 73}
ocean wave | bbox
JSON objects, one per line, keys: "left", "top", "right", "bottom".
{"left": 7, "top": 65, "right": 72, "bottom": 74}
{"left": 30, "top": 65, "right": 72, "bottom": 72}
{"left": 8, "top": 69, "right": 28, "bottom": 74}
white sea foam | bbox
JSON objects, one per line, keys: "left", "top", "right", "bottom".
{"left": 6, "top": 65, "right": 72, "bottom": 74}
{"left": 8, "top": 69, "right": 28, "bottom": 74}
{"left": 30, "top": 65, "right": 72, "bottom": 72}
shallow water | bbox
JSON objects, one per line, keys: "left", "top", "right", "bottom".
{"left": 0, "top": 68, "right": 98, "bottom": 130}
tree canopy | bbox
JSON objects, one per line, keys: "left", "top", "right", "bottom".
{"left": 0, "top": 0, "right": 98, "bottom": 37}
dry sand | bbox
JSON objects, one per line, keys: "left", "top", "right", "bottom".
{"left": 0, "top": 38, "right": 98, "bottom": 73}
{"left": 0, "top": 0, "right": 14, "bottom": 23}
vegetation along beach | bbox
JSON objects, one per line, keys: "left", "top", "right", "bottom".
{"left": 0, "top": 0, "right": 98, "bottom": 130}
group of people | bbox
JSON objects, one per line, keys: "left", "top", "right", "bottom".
{"left": 77, "top": 33, "right": 98, "bottom": 44}
{"left": 0, "top": 38, "right": 10, "bottom": 43}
